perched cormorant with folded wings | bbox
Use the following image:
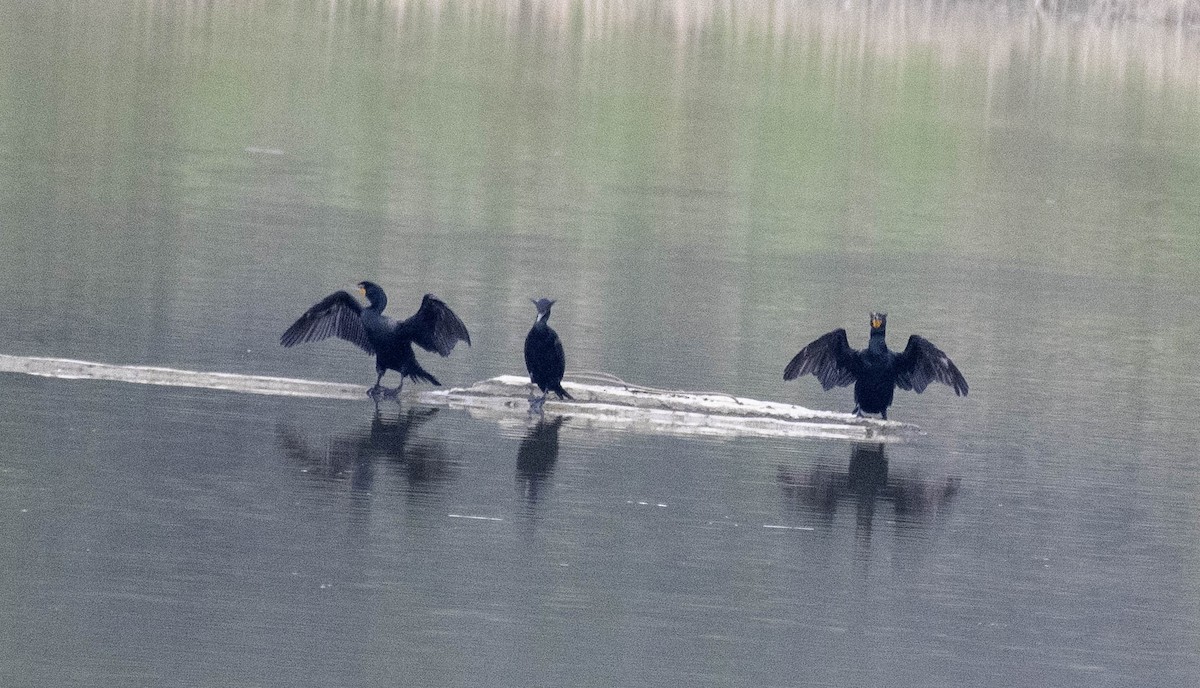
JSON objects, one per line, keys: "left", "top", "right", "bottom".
{"left": 784, "top": 313, "right": 967, "bottom": 420}
{"left": 280, "top": 281, "right": 470, "bottom": 400}
{"left": 524, "top": 298, "right": 572, "bottom": 412}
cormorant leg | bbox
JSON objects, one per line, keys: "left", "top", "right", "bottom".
{"left": 881, "top": 409, "right": 888, "bottom": 421}
{"left": 367, "top": 370, "right": 386, "bottom": 399}
{"left": 382, "top": 377, "right": 404, "bottom": 402}
{"left": 529, "top": 392, "right": 548, "bottom": 414}
{"left": 852, "top": 405, "right": 864, "bottom": 418}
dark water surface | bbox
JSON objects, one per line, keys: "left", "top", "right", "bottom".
{"left": 2, "top": 2, "right": 1198, "bottom": 686}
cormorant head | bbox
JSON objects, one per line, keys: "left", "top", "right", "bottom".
{"left": 869, "top": 312, "right": 887, "bottom": 335}
{"left": 531, "top": 298, "right": 555, "bottom": 322}
{"left": 357, "top": 281, "right": 387, "bottom": 308}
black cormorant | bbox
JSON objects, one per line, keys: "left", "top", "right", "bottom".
{"left": 524, "top": 298, "right": 572, "bottom": 411}
{"left": 783, "top": 312, "right": 967, "bottom": 420}
{"left": 280, "top": 281, "right": 470, "bottom": 399}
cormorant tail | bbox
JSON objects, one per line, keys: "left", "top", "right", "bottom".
{"left": 406, "top": 363, "right": 441, "bottom": 387}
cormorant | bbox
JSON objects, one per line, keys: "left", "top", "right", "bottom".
{"left": 783, "top": 312, "right": 967, "bottom": 420}
{"left": 280, "top": 281, "right": 470, "bottom": 399}
{"left": 524, "top": 298, "right": 572, "bottom": 411}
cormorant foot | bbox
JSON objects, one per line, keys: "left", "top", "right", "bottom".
{"left": 852, "top": 406, "right": 865, "bottom": 418}
{"left": 367, "top": 385, "right": 384, "bottom": 400}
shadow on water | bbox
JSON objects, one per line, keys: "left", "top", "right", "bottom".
{"left": 276, "top": 406, "right": 457, "bottom": 495}
{"left": 515, "top": 414, "right": 565, "bottom": 510}
{"left": 777, "top": 442, "right": 960, "bottom": 539}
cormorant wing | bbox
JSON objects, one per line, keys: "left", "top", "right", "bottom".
{"left": 784, "top": 328, "right": 861, "bottom": 389}
{"left": 399, "top": 294, "right": 471, "bottom": 356}
{"left": 279, "top": 291, "right": 374, "bottom": 354}
{"left": 549, "top": 335, "right": 566, "bottom": 381}
{"left": 894, "top": 335, "right": 968, "bottom": 395}
{"left": 525, "top": 327, "right": 567, "bottom": 381}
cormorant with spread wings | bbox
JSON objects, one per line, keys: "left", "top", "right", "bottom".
{"left": 281, "top": 281, "right": 470, "bottom": 400}
{"left": 784, "top": 313, "right": 967, "bottom": 420}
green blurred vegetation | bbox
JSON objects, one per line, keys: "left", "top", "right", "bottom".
{"left": 2, "top": 0, "right": 1198, "bottom": 275}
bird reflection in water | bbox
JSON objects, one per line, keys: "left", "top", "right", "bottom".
{"left": 777, "top": 442, "right": 959, "bottom": 537}
{"left": 276, "top": 406, "right": 455, "bottom": 493}
{"left": 515, "top": 415, "right": 565, "bottom": 510}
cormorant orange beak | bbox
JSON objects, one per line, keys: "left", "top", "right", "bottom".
{"left": 871, "top": 317, "right": 883, "bottom": 329}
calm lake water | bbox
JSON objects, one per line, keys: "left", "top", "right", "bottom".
{"left": 2, "top": 1, "right": 1198, "bottom": 686}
